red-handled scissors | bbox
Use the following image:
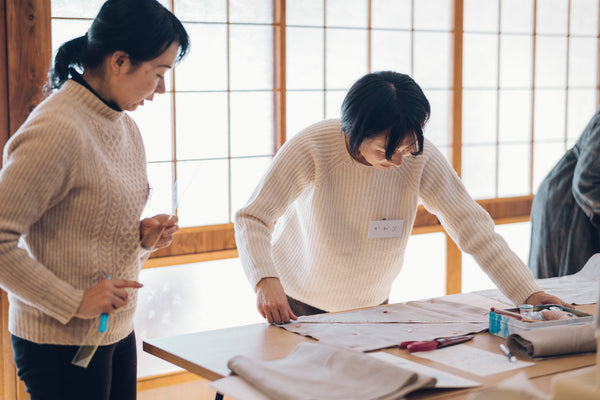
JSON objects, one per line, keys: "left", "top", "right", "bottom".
{"left": 399, "top": 334, "right": 474, "bottom": 353}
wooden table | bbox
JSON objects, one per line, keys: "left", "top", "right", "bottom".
{"left": 143, "top": 294, "right": 597, "bottom": 399}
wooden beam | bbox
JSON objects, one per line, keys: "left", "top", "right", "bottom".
{"left": 274, "top": 0, "right": 286, "bottom": 150}
{"left": 6, "top": 0, "right": 51, "bottom": 135}
{"left": 144, "top": 249, "right": 238, "bottom": 269}
{"left": 446, "top": 235, "right": 462, "bottom": 294}
{"left": 450, "top": 0, "right": 463, "bottom": 178}
{"left": 0, "top": 0, "right": 8, "bottom": 165}
{"left": 2, "top": 2, "right": 51, "bottom": 398}
{"left": 146, "top": 196, "right": 535, "bottom": 268}
{"left": 149, "top": 223, "right": 237, "bottom": 259}
{"left": 1, "top": 290, "right": 16, "bottom": 400}
{"left": 445, "top": 0, "right": 465, "bottom": 294}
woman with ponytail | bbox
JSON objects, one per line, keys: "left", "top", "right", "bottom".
{"left": 0, "top": 1, "right": 189, "bottom": 399}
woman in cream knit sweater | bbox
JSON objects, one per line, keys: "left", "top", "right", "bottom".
{"left": 235, "top": 71, "right": 567, "bottom": 325}
{"left": 0, "top": 1, "right": 188, "bottom": 399}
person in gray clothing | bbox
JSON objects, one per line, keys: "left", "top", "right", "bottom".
{"left": 529, "top": 107, "right": 600, "bottom": 278}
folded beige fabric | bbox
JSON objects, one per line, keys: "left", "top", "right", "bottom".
{"left": 227, "top": 342, "right": 436, "bottom": 400}
{"left": 506, "top": 324, "right": 596, "bottom": 358}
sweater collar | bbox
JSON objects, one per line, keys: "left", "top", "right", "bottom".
{"left": 68, "top": 68, "right": 122, "bottom": 112}
{"left": 64, "top": 71, "right": 124, "bottom": 122}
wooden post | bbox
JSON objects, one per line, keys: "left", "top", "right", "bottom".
{"left": 2, "top": 1, "right": 51, "bottom": 399}
{"left": 274, "top": 0, "right": 286, "bottom": 150}
{"left": 6, "top": 0, "right": 52, "bottom": 135}
{"left": 447, "top": 0, "right": 464, "bottom": 294}
{"left": 0, "top": 0, "right": 8, "bottom": 158}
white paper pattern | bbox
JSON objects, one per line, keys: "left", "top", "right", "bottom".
{"left": 414, "top": 345, "right": 535, "bottom": 376}
{"left": 474, "top": 254, "right": 600, "bottom": 305}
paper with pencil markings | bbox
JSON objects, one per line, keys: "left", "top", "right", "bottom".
{"left": 414, "top": 344, "right": 535, "bottom": 376}
{"left": 294, "top": 298, "right": 489, "bottom": 324}
{"left": 278, "top": 299, "right": 489, "bottom": 352}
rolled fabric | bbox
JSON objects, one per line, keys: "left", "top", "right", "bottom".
{"left": 227, "top": 342, "right": 436, "bottom": 400}
{"left": 506, "top": 324, "right": 596, "bottom": 358}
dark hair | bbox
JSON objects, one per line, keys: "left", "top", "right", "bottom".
{"left": 48, "top": 0, "right": 190, "bottom": 90}
{"left": 341, "top": 71, "right": 430, "bottom": 160}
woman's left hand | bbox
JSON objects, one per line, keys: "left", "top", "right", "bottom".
{"left": 139, "top": 214, "right": 179, "bottom": 250}
{"left": 525, "top": 291, "right": 571, "bottom": 307}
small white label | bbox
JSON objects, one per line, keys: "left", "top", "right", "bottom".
{"left": 368, "top": 219, "right": 404, "bottom": 239}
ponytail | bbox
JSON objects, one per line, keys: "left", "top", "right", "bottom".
{"left": 45, "top": 0, "right": 189, "bottom": 94}
{"left": 47, "top": 35, "right": 87, "bottom": 91}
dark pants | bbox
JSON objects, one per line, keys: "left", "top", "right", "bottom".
{"left": 11, "top": 331, "right": 137, "bottom": 400}
{"left": 287, "top": 296, "right": 389, "bottom": 317}
{"left": 287, "top": 296, "right": 327, "bottom": 316}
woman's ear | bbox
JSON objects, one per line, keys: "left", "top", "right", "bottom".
{"left": 109, "top": 51, "right": 130, "bottom": 75}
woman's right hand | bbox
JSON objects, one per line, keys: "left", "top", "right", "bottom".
{"left": 255, "top": 277, "right": 297, "bottom": 324}
{"left": 74, "top": 277, "right": 143, "bottom": 319}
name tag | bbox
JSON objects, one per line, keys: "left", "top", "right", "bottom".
{"left": 368, "top": 219, "right": 404, "bottom": 239}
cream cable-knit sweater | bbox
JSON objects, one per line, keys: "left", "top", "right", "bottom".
{"left": 235, "top": 119, "right": 542, "bottom": 312}
{"left": 0, "top": 80, "right": 150, "bottom": 345}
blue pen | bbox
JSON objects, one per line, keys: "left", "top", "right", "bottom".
{"left": 500, "top": 343, "right": 516, "bottom": 363}
{"left": 98, "top": 276, "right": 111, "bottom": 333}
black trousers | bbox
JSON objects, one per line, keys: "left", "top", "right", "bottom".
{"left": 286, "top": 296, "right": 327, "bottom": 316}
{"left": 287, "top": 297, "right": 389, "bottom": 317}
{"left": 11, "top": 331, "right": 137, "bottom": 400}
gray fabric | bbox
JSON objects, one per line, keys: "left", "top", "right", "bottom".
{"left": 227, "top": 342, "right": 436, "bottom": 400}
{"left": 529, "top": 107, "right": 600, "bottom": 278}
{"left": 506, "top": 324, "right": 596, "bottom": 358}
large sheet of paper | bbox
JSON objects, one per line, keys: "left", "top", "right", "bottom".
{"left": 473, "top": 254, "right": 600, "bottom": 305}
{"left": 278, "top": 299, "right": 489, "bottom": 352}
{"left": 369, "top": 352, "right": 482, "bottom": 388}
{"left": 414, "top": 345, "right": 535, "bottom": 376}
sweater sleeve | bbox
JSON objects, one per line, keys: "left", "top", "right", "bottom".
{"left": 572, "top": 113, "right": 600, "bottom": 229}
{"left": 418, "top": 141, "right": 541, "bottom": 305}
{"left": 0, "top": 116, "right": 85, "bottom": 324}
{"left": 234, "top": 135, "right": 315, "bottom": 289}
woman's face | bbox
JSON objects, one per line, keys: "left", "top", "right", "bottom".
{"left": 111, "top": 41, "right": 180, "bottom": 111}
{"left": 356, "top": 128, "right": 417, "bottom": 170}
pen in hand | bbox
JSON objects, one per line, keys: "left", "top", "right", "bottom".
{"left": 98, "top": 275, "right": 111, "bottom": 333}
{"left": 500, "top": 343, "right": 516, "bottom": 363}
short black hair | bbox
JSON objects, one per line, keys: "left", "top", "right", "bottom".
{"left": 48, "top": 0, "right": 190, "bottom": 90}
{"left": 340, "top": 71, "right": 430, "bottom": 160}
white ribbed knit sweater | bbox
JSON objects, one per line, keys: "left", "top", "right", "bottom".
{"left": 0, "top": 80, "right": 150, "bottom": 345}
{"left": 235, "top": 119, "right": 542, "bottom": 312}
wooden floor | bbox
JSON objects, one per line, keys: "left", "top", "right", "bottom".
{"left": 138, "top": 378, "right": 228, "bottom": 400}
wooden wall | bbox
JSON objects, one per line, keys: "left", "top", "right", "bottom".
{"left": 0, "top": 0, "right": 8, "bottom": 154}
{"left": 1, "top": 1, "right": 51, "bottom": 399}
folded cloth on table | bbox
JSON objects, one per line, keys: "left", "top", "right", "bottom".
{"left": 506, "top": 324, "right": 596, "bottom": 358}
{"left": 227, "top": 342, "right": 436, "bottom": 400}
